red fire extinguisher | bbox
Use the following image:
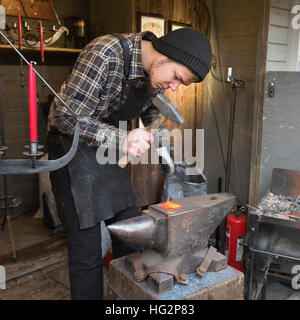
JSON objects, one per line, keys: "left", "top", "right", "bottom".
{"left": 225, "top": 209, "right": 247, "bottom": 272}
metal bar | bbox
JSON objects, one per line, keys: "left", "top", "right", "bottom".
{"left": 6, "top": 214, "right": 16, "bottom": 261}
{"left": 248, "top": 247, "right": 300, "bottom": 262}
{"left": 225, "top": 79, "right": 237, "bottom": 192}
{"left": 49, "top": 0, "right": 62, "bottom": 26}
{"left": 244, "top": 213, "right": 259, "bottom": 300}
{"left": 19, "top": 57, "right": 25, "bottom": 107}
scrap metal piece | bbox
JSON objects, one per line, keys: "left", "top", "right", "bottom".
{"left": 271, "top": 168, "right": 300, "bottom": 197}
{"left": 196, "top": 246, "right": 217, "bottom": 278}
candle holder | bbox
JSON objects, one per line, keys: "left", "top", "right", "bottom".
{"left": 0, "top": 145, "right": 8, "bottom": 156}
{"left": 23, "top": 141, "right": 44, "bottom": 168}
{"left": 0, "top": 136, "right": 8, "bottom": 156}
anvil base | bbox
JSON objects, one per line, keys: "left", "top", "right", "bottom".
{"left": 108, "top": 256, "right": 244, "bottom": 300}
{"left": 124, "top": 248, "right": 228, "bottom": 294}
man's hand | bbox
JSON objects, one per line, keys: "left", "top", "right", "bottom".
{"left": 122, "top": 128, "right": 154, "bottom": 158}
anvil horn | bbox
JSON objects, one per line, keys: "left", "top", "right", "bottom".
{"left": 108, "top": 215, "right": 157, "bottom": 248}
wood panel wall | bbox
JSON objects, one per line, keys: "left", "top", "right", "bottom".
{"left": 203, "top": 0, "right": 266, "bottom": 206}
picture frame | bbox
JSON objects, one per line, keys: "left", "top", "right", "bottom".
{"left": 137, "top": 13, "right": 166, "bottom": 38}
{"left": 168, "top": 21, "right": 192, "bottom": 32}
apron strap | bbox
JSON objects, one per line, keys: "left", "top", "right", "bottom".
{"left": 111, "top": 33, "right": 131, "bottom": 80}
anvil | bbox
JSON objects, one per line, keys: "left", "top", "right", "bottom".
{"left": 108, "top": 193, "right": 236, "bottom": 293}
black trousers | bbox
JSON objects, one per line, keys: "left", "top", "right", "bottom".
{"left": 48, "top": 140, "right": 138, "bottom": 300}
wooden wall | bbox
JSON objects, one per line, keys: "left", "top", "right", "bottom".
{"left": 203, "top": 0, "right": 266, "bottom": 206}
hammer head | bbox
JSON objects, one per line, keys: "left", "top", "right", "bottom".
{"left": 152, "top": 93, "right": 185, "bottom": 125}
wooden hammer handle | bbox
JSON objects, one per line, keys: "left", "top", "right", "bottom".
{"left": 118, "top": 114, "right": 167, "bottom": 168}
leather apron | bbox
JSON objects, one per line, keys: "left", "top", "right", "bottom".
{"left": 56, "top": 34, "right": 154, "bottom": 229}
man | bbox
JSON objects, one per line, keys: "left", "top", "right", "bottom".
{"left": 47, "top": 28, "right": 212, "bottom": 300}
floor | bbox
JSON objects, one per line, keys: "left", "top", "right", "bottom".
{"left": 0, "top": 214, "right": 113, "bottom": 300}
{"left": 0, "top": 260, "right": 112, "bottom": 300}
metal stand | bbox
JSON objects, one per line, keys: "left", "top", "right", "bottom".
{"left": 0, "top": 138, "right": 20, "bottom": 262}
{"left": 218, "top": 78, "right": 238, "bottom": 253}
{"left": 224, "top": 78, "right": 237, "bottom": 193}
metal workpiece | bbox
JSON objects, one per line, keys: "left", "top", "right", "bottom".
{"left": 108, "top": 193, "right": 236, "bottom": 293}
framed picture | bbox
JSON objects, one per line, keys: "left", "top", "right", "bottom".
{"left": 137, "top": 13, "right": 166, "bottom": 38}
{"left": 168, "top": 21, "right": 192, "bottom": 32}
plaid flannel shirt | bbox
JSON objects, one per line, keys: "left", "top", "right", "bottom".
{"left": 47, "top": 31, "right": 160, "bottom": 149}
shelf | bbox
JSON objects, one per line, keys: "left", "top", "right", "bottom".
{"left": 0, "top": 44, "right": 81, "bottom": 54}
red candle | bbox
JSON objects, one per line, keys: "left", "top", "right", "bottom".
{"left": 28, "top": 62, "right": 37, "bottom": 142}
{"left": 17, "top": 8, "right": 22, "bottom": 49}
{"left": 39, "top": 21, "right": 44, "bottom": 62}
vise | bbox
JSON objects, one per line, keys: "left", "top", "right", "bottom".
{"left": 108, "top": 193, "right": 236, "bottom": 294}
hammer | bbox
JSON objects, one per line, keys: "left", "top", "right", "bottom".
{"left": 118, "top": 93, "right": 185, "bottom": 168}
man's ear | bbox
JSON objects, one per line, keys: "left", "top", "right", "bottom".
{"left": 157, "top": 54, "right": 170, "bottom": 64}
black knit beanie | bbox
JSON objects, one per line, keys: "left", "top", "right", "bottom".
{"left": 151, "top": 28, "right": 212, "bottom": 82}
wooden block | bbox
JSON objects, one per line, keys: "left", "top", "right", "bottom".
{"left": 147, "top": 273, "right": 174, "bottom": 294}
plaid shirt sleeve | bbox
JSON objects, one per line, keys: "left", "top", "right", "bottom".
{"left": 48, "top": 40, "right": 127, "bottom": 149}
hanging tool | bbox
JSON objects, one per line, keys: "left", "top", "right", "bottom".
{"left": 6, "top": 21, "right": 69, "bottom": 48}
{"left": 39, "top": 20, "right": 45, "bottom": 96}
{"left": 6, "top": 0, "right": 14, "bottom": 12}
{"left": 17, "top": 7, "right": 25, "bottom": 108}
{"left": 49, "top": 0, "right": 61, "bottom": 26}
{"left": 0, "top": 29, "right": 87, "bottom": 175}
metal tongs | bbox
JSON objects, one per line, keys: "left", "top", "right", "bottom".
{"left": 0, "top": 29, "right": 87, "bottom": 175}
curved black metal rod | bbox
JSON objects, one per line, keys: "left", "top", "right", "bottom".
{"left": 0, "top": 121, "right": 81, "bottom": 175}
